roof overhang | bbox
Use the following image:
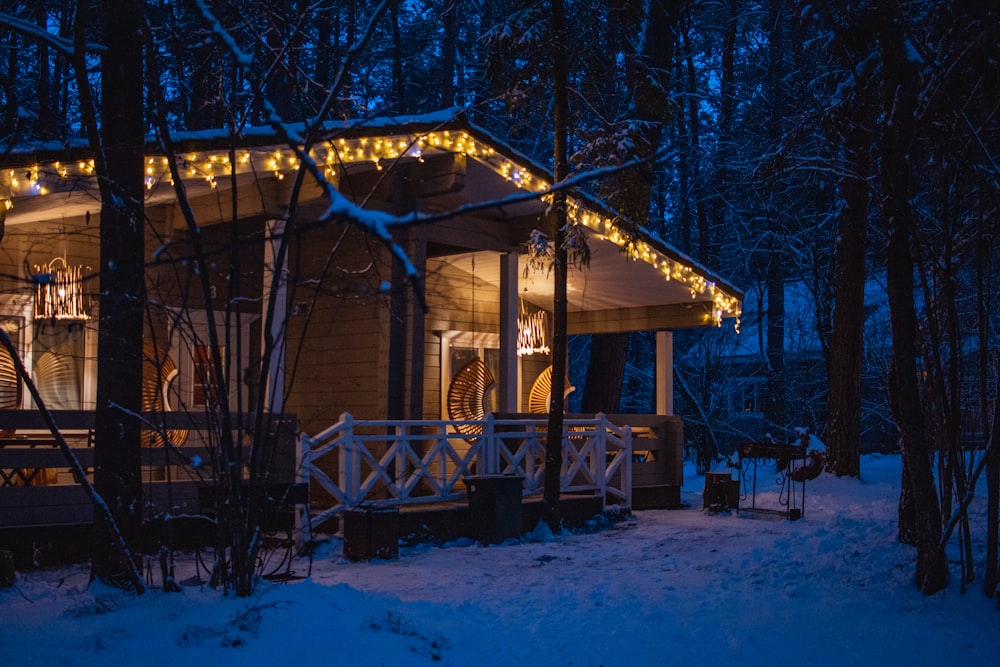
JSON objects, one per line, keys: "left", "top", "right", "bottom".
{"left": 0, "top": 110, "right": 742, "bottom": 329}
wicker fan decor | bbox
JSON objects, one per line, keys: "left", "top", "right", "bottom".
{"left": 34, "top": 341, "right": 81, "bottom": 410}
{"left": 446, "top": 357, "right": 496, "bottom": 435}
{"left": 142, "top": 340, "right": 187, "bottom": 448}
{"left": 0, "top": 345, "right": 21, "bottom": 438}
{"left": 528, "top": 365, "right": 576, "bottom": 414}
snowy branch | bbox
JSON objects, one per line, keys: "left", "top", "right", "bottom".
{"left": 0, "top": 11, "right": 106, "bottom": 57}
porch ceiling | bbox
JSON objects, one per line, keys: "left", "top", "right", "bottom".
{"left": 439, "top": 241, "right": 722, "bottom": 334}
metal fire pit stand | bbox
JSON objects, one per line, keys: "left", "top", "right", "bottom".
{"left": 738, "top": 440, "right": 807, "bottom": 520}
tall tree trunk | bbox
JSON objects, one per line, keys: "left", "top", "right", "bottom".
{"left": 823, "top": 2, "right": 875, "bottom": 478}
{"left": 879, "top": 4, "right": 947, "bottom": 594}
{"left": 763, "top": 0, "right": 786, "bottom": 439}
{"left": 4, "top": 38, "right": 18, "bottom": 141}
{"left": 581, "top": 334, "right": 628, "bottom": 413}
{"left": 36, "top": 2, "right": 53, "bottom": 139}
{"left": 825, "top": 122, "right": 868, "bottom": 477}
{"left": 708, "top": 0, "right": 736, "bottom": 266}
{"left": 91, "top": 0, "right": 147, "bottom": 590}
{"left": 580, "top": 0, "right": 682, "bottom": 415}
{"left": 439, "top": 0, "right": 458, "bottom": 107}
{"left": 391, "top": 2, "right": 405, "bottom": 112}
{"left": 977, "top": 174, "right": 998, "bottom": 597}
{"left": 543, "top": 0, "right": 570, "bottom": 531}
{"left": 680, "top": 14, "right": 709, "bottom": 265}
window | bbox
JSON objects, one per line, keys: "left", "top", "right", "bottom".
{"left": 735, "top": 379, "right": 765, "bottom": 414}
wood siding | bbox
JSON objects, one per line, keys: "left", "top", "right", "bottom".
{"left": 285, "top": 222, "right": 391, "bottom": 434}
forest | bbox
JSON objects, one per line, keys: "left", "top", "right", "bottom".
{"left": 1, "top": 0, "right": 998, "bottom": 598}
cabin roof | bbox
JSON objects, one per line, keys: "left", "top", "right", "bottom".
{"left": 0, "top": 109, "right": 742, "bottom": 330}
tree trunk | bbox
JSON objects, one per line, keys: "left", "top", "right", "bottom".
{"left": 763, "top": 0, "right": 786, "bottom": 439}
{"left": 825, "top": 121, "right": 868, "bottom": 477}
{"left": 91, "top": 0, "right": 147, "bottom": 590}
{"left": 579, "top": 0, "right": 681, "bottom": 415}
{"left": 543, "top": 0, "right": 570, "bottom": 531}
{"left": 391, "top": 2, "right": 405, "bottom": 112}
{"left": 878, "top": 4, "right": 947, "bottom": 594}
{"left": 440, "top": 0, "right": 458, "bottom": 107}
{"left": 580, "top": 333, "right": 628, "bottom": 413}
{"left": 707, "top": 0, "right": 737, "bottom": 266}
{"left": 977, "top": 175, "right": 999, "bottom": 597}
{"left": 36, "top": 2, "right": 53, "bottom": 140}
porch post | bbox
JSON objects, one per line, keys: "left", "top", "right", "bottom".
{"left": 655, "top": 330, "right": 673, "bottom": 415}
{"left": 407, "top": 237, "right": 427, "bottom": 419}
{"left": 263, "top": 218, "right": 287, "bottom": 413}
{"left": 498, "top": 252, "right": 518, "bottom": 414}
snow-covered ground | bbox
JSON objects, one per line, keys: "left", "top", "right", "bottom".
{"left": 1, "top": 454, "right": 997, "bottom": 666}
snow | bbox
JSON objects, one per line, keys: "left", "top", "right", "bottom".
{"left": 1, "top": 454, "right": 997, "bottom": 666}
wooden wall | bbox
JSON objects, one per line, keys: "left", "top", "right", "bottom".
{"left": 285, "top": 222, "right": 392, "bottom": 435}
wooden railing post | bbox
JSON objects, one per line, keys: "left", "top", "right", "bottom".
{"left": 483, "top": 413, "right": 497, "bottom": 474}
{"left": 623, "top": 424, "right": 633, "bottom": 508}
{"left": 596, "top": 413, "right": 608, "bottom": 496}
{"left": 295, "top": 431, "right": 310, "bottom": 550}
{"left": 338, "top": 412, "right": 360, "bottom": 506}
{"left": 394, "top": 423, "right": 406, "bottom": 499}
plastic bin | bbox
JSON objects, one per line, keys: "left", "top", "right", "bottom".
{"left": 465, "top": 474, "right": 524, "bottom": 545}
{"left": 343, "top": 506, "right": 399, "bottom": 561}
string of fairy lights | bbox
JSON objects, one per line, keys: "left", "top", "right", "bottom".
{"left": 2, "top": 129, "right": 741, "bottom": 326}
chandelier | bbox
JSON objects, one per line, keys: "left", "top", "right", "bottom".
{"left": 34, "top": 257, "right": 92, "bottom": 320}
{"left": 517, "top": 308, "right": 550, "bottom": 357}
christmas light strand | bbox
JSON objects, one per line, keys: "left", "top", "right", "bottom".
{"left": 3, "top": 130, "right": 741, "bottom": 324}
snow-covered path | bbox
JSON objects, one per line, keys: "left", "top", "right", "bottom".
{"left": 1, "top": 454, "right": 996, "bottom": 666}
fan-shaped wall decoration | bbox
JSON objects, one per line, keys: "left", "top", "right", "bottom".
{"left": 446, "top": 357, "right": 496, "bottom": 435}
{"left": 0, "top": 345, "right": 21, "bottom": 438}
{"left": 34, "top": 341, "right": 81, "bottom": 410}
{"left": 142, "top": 340, "right": 187, "bottom": 448}
{"left": 528, "top": 365, "right": 576, "bottom": 414}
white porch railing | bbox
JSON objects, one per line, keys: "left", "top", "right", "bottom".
{"left": 301, "top": 413, "right": 632, "bottom": 528}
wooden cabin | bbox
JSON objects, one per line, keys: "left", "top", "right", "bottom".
{"left": 0, "top": 111, "right": 743, "bottom": 538}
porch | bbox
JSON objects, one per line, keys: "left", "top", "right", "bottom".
{"left": 0, "top": 409, "right": 681, "bottom": 555}
{"left": 302, "top": 411, "right": 683, "bottom": 537}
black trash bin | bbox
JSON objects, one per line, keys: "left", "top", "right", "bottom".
{"left": 465, "top": 474, "right": 524, "bottom": 545}
{"left": 343, "top": 506, "right": 399, "bottom": 561}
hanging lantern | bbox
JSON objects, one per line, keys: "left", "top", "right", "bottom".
{"left": 33, "top": 257, "right": 92, "bottom": 320}
{"left": 517, "top": 308, "right": 550, "bottom": 357}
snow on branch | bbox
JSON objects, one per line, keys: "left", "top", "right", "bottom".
{"left": 0, "top": 11, "right": 105, "bottom": 57}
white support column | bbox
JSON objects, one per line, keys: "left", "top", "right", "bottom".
{"left": 263, "top": 218, "right": 288, "bottom": 413}
{"left": 498, "top": 252, "right": 518, "bottom": 414}
{"left": 656, "top": 330, "right": 673, "bottom": 416}
{"left": 82, "top": 321, "right": 98, "bottom": 409}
